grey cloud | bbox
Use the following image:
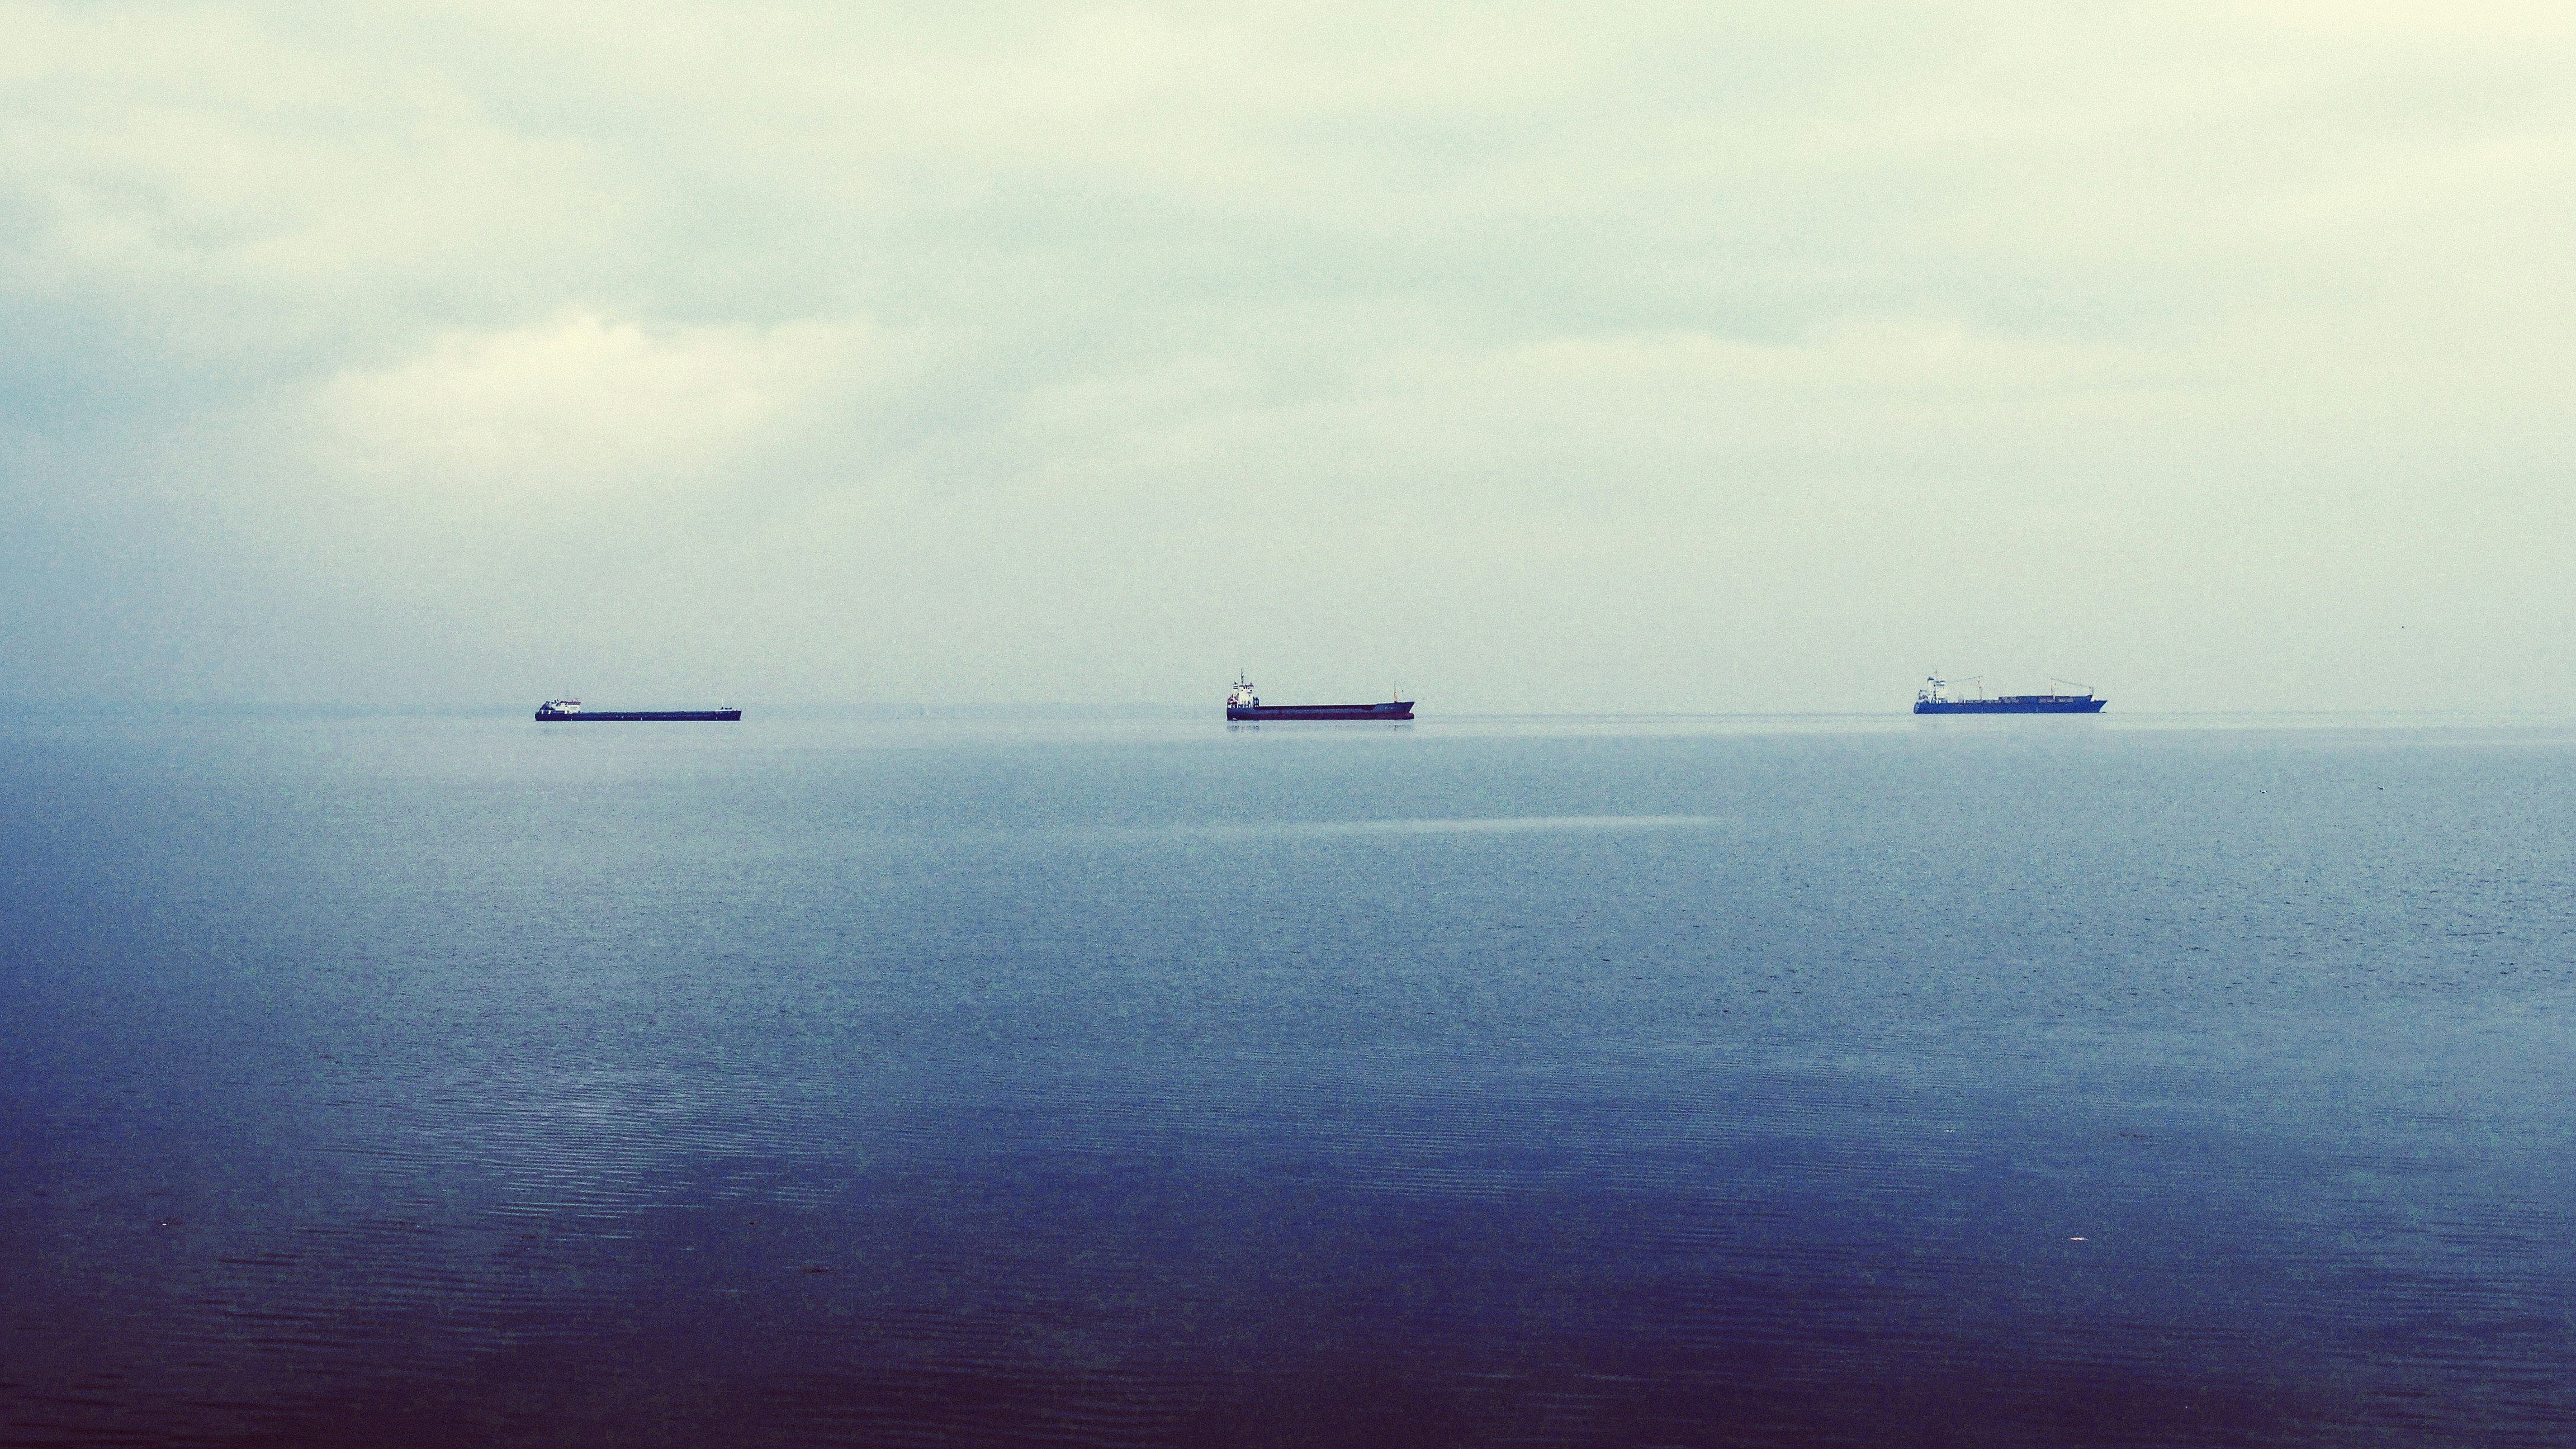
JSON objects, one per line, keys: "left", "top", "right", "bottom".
{"left": 4, "top": 2, "right": 2573, "bottom": 711}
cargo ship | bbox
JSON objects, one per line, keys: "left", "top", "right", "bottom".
{"left": 535, "top": 699, "right": 741, "bottom": 722}
{"left": 1913, "top": 676, "right": 2104, "bottom": 714}
{"left": 1226, "top": 675, "right": 1413, "bottom": 722}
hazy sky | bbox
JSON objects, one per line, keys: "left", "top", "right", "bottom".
{"left": 6, "top": 2, "right": 2571, "bottom": 712}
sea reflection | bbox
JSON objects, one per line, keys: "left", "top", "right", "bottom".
{"left": 4, "top": 716, "right": 2574, "bottom": 1445}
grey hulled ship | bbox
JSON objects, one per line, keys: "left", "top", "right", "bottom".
{"left": 535, "top": 699, "right": 741, "bottom": 722}
{"left": 1225, "top": 675, "right": 1413, "bottom": 722}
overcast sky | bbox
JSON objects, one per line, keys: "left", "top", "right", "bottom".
{"left": 5, "top": 2, "right": 2570, "bottom": 712}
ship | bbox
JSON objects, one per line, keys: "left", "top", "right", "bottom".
{"left": 534, "top": 699, "right": 741, "bottom": 722}
{"left": 1226, "top": 675, "right": 1413, "bottom": 722}
{"left": 1913, "top": 676, "right": 2104, "bottom": 714}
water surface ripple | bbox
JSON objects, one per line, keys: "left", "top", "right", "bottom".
{"left": 3, "top": 716, "right": 2573, "bottom": 1445}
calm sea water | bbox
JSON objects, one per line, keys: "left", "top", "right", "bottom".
{"left": 4, "top": 713, "right": 2573, "bottom": 1446}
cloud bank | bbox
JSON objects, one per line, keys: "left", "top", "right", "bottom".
{"left": 5, "top": 2, "right": 2572, "bottom": 709}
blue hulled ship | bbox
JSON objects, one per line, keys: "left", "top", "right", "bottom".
{"left": 1913, "top": 676, "right": 2104, "bottom": 715}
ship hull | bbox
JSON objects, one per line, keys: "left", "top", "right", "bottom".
{"left": 1914, "top": 698, "right": 2104, "bottom": 714}
{"left": 1228, "top": 702, "right": 1414, "bottom": 721}
{"left": 536, "top": 710, "right": 741, "bottom": 722}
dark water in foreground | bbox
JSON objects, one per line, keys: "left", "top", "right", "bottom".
{"left": 4, "top": 714, "right": 2573, "bottom": 1446}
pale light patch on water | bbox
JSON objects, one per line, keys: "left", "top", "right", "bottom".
{"left": 1100, "top": 813, "right": 1735, "bottom": 842}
